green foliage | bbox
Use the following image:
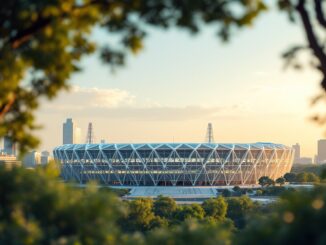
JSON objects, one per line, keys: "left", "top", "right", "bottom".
{"left": 148, "top": 216, "right": 169, "bottom": 230}
{"left": 295, "top": 172, "right": 320, "bottom": 183}
{"left": 258, "top": 176, "right": 275, "bottom": 187}
{"left": 321, "top": 168, "right": 326, "bottom": 180}
{"left": 237, "top": 186, "right": 326, "bottom": 245}
{"left": 222, "top": 189, "right": 232, "bottom": 197}
{"left": 146, "top": 220, "right": 233, "bottom": 245}
{"left": 276, "top": 177, "right": 286, "bottom": 186}
{"left": 123, "top": 198, "right": 155, "bottom": 232}
{"left": 202, "top": 197, "right": 227, "bottom": 221}
{"left": 226, "top": 196, "right": 256, "bottom": 229}
{"left": 233, "top": 186, "right": 241, "bottom": 192}
{"left": 174, "top": 204, "right": 205, "bottom": 222}
{"left": 0, "top": 0, "right": 267, "bottom": 153}
{"left": 0, "top": 164, "right": 126, "bottom": 244}
{"left": 307, "top": 172, "right": 320, "bottom": 183}
{"left": 4, "top": 162, "right": 326, "bottom": 244}
{"left": 255, "top": 189, "right": 263, "bottom": 196}
{"left": 284, "top": 172, "right": 297, "bottom": 183}
{"left": 291, "top": 164, "right": 326, "bottom": 176}
{"left": 296, "top": 172, "right": 308, "bottom": 182}
{"left": 153, "top": 196, "right": 177, "bottom": 219}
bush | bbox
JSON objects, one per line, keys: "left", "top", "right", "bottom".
{"left": 146, "top": 220, "right": 233, "bottom": 245}
{"left": 226, "top": 196, "right": 256, "bottom": 229}
{"left": 153, "top": 196, "right": 177, "bottom": 219}
{"left": 221, "top": 189, "right": 232, "bottom": 197}
{"left": 255, "top": 190, "right": 263, "bottom": 196}
{"left": 284, "top": 173, "right": 297, "bottom": 183}
{"left": 174, "top": 204, "right": 205, "bottom": 222}
{"left": 237, "top": 186, "right": 326, "bottom": 244}
{"left": 123, "top": 198, "right": 155, "bottom": 232}
{"left": 202, "top": 197, "right": 228, "bottom": 221}
{"left": 0, "top": 164, "right": 126, "bottom": 244}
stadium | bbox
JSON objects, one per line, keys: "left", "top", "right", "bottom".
{"left": 53, "top": 142, "right": 294, "bottom": 186}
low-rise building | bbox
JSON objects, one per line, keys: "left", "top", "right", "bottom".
{"left": 0, "top": 153, "right": 21, "bottom": 168}
{"left": 41, "top": 151, "right": 53, "bottom": 165}
{"left": 23, "top": 151, "right": 41, "bottom": 168}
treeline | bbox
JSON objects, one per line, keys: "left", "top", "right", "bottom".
{"left": 1, "top": 164, "right": 326, "bottom": 244}
{"left": 119, "top": 194, "right": 257, "bottom": 233}
{"left": 284, "top": 172, "right": 321, "bottom": 183}
{"left": 291, "top": 163, "right": 326, "bottom": 175}
{"left": 256, "top": 172, "right": 321, "bottom": 188}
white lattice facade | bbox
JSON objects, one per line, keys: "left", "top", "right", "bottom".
{"left": 53, "top": 143, "right": 294, "bottom": 186}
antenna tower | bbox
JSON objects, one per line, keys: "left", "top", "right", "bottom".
{"left": 205, "top": 123, "right": 215, "bottom": 143}
{"left": 86, "top": 122, "right": 96, "bottom": 144}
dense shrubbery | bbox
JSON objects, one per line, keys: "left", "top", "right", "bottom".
{"left": 259, "top": 171, "right": 322, "bottom": 187}
{"left": 0, "top": 164, "right": 126, "bottom": 244}
{"left": 237, "top": 186, "right": 326, "bottom": 245}
{"left": 2, "top": 164, "right": 326, "bottom": 244}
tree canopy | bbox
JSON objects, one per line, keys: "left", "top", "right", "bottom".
{"left": 0, "top": 0, "right": 267, "bottom": 153}
{"left": 0, "top": 164, "right": 126, "bottom": 244}
{"left": 2, "top": 164, "right": 326, "bottom": 244}
{"left": 2, "top": 0, "right": 326, "bottom": 152}
{"left": 237, "top": 186, "right": 326, "bottom": 245}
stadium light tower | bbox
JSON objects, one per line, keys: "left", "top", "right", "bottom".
{"left": 205, "top": 123, "right": 215, "bottom": 143}
{"left": 86, "top": 122, "right": 96, "bottom": 144}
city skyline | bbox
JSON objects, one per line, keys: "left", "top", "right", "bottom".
{"left": 35, "top": 9, "right": 323, "bottom": 158}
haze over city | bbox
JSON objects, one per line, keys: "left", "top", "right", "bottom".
{"left": 36, "top": 8, "right": 322, "bottom": 158}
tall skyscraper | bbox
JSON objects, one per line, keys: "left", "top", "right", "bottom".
{"left": 317, "top": 139, "right": 326, "bottom": 164}
{"left": 292, "top": 143, "right": 300, "bottom": 163}
{"left": 63, "top": 118, "right": 81, "bottom": 144}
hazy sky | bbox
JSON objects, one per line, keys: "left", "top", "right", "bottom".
{"left": 36, "top": 8, "right": 325, "bottom": 158}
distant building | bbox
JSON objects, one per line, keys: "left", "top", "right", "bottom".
{"left": 296, "top": 157, "right": 313, "bottom": 164}
{"left": 63, "top": 118, "right": 81, "bottom": 144}
{"left": 317, "top": 139, "right": 326, "bottom": 164}
{"left": 2, "top": 136, "right": 16, "bottom": 156}
{"left": 314, "top": 155, "right": 318, "bottom": 164}
{"left": 23, "top": 151, "right": 41, "bottom": 168}
{"left": 0, "top": 153, "right": 21, "bottom": 167}
{"left": 292, "top": 143, "right": 300, "bottom": 162}
{"left": 41, "top": 151, "right": 52, "bottom": 165}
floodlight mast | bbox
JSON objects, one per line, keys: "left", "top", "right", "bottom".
{"left": 86, "top": 122, "right": 95, "bottom": 144}
{"left": 205, "top": 123, "right": 215, "bottom": 144}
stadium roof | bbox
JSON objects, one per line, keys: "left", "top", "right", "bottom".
{"left": 54, "top": 142, "right": 290, "bottom": 151}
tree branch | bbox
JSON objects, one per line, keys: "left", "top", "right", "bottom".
{"left": 8, "top": 0, "right": 105, "bottom": 49}
{"left": 0, "top": 94, "right": 16, "bottom": 121}
{"left": 297, "top": 0, "right": 326, "bottom": 89}
{"left": 9, "top": 17, "right": 52, "bottom": 49}
{"left": 314, "top": 0, "right": 326, "bottom": 28}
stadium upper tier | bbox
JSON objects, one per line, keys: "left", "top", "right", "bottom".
{"left": 53, "top": 143, "right": 294, "bottom": 186}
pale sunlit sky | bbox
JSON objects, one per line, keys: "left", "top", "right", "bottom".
{"left": 36, "top": 8, "right": 325, "bottom": 158}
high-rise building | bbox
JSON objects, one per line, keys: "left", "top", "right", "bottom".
{"left": 3, "top": 136, "right": 16, "bottom": 156}
{"left": 63, "top": 118, "right": 81, "bottom": 144}
{"left": 292, "top": 143, "right": 300, "bottom": 163}
{"left": 317, "top": 139, "right": 326, "bottom": 164}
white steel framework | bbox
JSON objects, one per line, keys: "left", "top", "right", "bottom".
{"left": 53, "top": 143, "right": 294, "bottom": 186}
